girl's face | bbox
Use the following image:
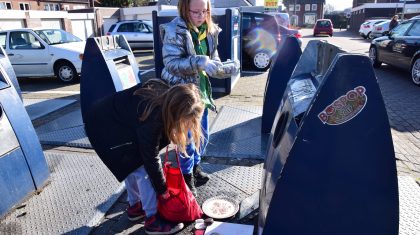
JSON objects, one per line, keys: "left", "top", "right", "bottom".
{"left": 189, "top": 0, "right": 208, "bottom": 27}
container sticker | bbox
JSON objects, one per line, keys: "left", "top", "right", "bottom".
{"left": 289, "top": 78, "right": 317, "bottom": 117}
{"left": 318, "top": 86, "right": 367, "bottom": 125}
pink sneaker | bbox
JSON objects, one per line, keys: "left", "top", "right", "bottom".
{"left": 127, "top": 202, "right": 146, "bottom": 221}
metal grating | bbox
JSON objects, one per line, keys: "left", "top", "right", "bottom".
{"left": 38, "top": 126, "right": 92, "bottom": 148}
{"left": 209, "top": 106, "right": 262, "bottom": 134}
{"left": 0, "top": 151, "right": 123, "bottom": 234}
{"left": 398, "top": 176, "right": 420, "bottom": 235}
{"left": 23, "top": 98, "right": 77, "bottom": 121}
{"left": 205, "top": 106, "right": 268, "bottom": 160}
{"left": 36, "top": 110, "right": 83, "bottom": 135}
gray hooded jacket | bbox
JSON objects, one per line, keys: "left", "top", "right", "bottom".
{"left": 160, "top": 17, "right": 222, "bottom": 86}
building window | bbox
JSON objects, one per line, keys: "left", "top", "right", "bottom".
{"left": 44, "top": 3, "right": 60, "bottom": 11}
{"left": 0, "top": 2, "right": 12, "bottom": 10}
{"left": 289, "top": 4, "right": 294, "bottom": 12}
{"left": 311, "top": 4, "right": 317, "bottom": 11}
{"left": 305, "top": 4, "right": 310, "bottom": 11}
{"left": 19, "top": 2, "right": 30, "bottom": 10}
{"left": 295, "top": 4, "right": 300, "bottom": 12}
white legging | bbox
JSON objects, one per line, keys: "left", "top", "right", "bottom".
{"left": 125, "top": 166, "right": 157, "bottom": 218}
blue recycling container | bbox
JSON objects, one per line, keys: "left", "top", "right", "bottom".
{"left": 152, "top": 8, "right": 241, "bottom": 94}
{"left": 258, "top": 41, "right": 399, "bottom": 235}
{"left": 80, "top": 35, "right": 141, "bottom": 122}
{"left": 0, "top": 63, "right": 49, "bottom": 218}
{"left": 261, "top": 36, "right": 302, "bottom": 133}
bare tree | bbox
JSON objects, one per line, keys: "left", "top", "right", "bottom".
{"left": 133, "top": 0, "right": 151, "bottom": 6}
{"left": 324, "top": 3, "right": 335, "bottom": 14}
{"left": 100, "top": 0, "right": 133, "bottom": 7}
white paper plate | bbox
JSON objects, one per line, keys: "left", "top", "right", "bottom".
{"left": 202, "top": 196, "right": 239, "bottom": 219}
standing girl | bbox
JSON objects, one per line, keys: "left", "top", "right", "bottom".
{"left": 160, "top": 0, "right": 237, "bottom": 196}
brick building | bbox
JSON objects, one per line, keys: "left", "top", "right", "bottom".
{"left": 0, "top": 0, "right": 92, "bottom": 11}
{"left": 283, "top": 0, "right": 325, "bottom": 27}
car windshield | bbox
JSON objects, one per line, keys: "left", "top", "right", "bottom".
{"left": 391, "top": 21, "right": 413, "bottom": 36}
{"left": 34, "top": 29, "right": 82, "bottom": 45}
{"left": 316, "top": 21, "right": 331, "bottom": 27}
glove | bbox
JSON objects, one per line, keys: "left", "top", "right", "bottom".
{"left": 221, "top": 63, "right": 237, "bottom": 75}
{"left": 204, "top": 60, "right": 222, "bottom": 77}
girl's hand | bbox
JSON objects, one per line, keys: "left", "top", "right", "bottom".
{"left": 204, "top": 60, "right": 222, "bottom": 76}
{"left": 159, "top": 191, "right": 171, "bottom": 201}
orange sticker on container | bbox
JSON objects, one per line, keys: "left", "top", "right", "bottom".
{"left": 318, "top": 86, "right": 367, "bottom": 125}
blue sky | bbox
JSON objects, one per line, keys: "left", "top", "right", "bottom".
{"left": 326, "top": 0, "right": 353, "bottom": 10}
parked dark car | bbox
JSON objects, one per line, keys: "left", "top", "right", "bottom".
{"left": 369, "top": 18, "right": 420, "bottom": 86}
{"left": 313, "top": 19, "right": 333, "bottom": 37}
{"left": 241, "top": 12, "right": 302, "bottom": 71}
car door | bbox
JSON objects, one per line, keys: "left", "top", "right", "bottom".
{"left": 378, "top": 21, "right": 413, "bottom": 65}
{"left": 0, "top": 32, "right": 6, "bottom": 50}
{"left": 394, "top": 20, "right": 420, "bottom": 70}
{"left": 133, "top": 22, "right": 153, "bottom": 48}
{"left": 241, "top": 13, "right": 253, "bottom": 62}
{"left": 7, "top": 31, "right": 50, "bottom": 77}
{"left": 116, "top": 22, "right": 136, "bottom": 47}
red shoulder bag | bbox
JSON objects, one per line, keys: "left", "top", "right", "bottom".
{"left": 157, "top": 146, "right": 203, "bottom": 222}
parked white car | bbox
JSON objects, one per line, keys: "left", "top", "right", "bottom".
{"left": 370, "top": 20, "right": 391, "bottom": 39}
{"left": 359, "top": 19, "right": 387, "bottom": 39}
{"left": 107, "top": 20, "right": 153, "bottom": 49}
{"left": 0, "top": 28, "right": 85, "bottom": 83}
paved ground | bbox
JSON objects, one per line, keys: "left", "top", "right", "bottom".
{"left": 2, "top": 28, "right": 419, "bottom": 234}
{"left": 90, "top": 29, "right": 420, "bottom": 234}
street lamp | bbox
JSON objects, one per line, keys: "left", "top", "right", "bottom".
{"left": 402, "top": 0, "right": 406, "bottom": 20}
{"left": 294, "top": 0, "right": 297, "bottom": 26}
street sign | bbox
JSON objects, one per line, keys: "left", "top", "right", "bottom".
{"left": 264, "top": 0, "right": 278, "bottom": 10}
{"left": 346, "top": 12, "right": 351, "bottom": 18}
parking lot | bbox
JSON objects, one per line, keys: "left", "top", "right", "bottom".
{"left": 18, "top": 28, "right": 420, "bottom": 180}
{"left": 4, "top": 27, "right": 419, "bottom": 234}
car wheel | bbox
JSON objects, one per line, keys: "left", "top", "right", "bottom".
{"left": 369, "top": 47, "right": 382, "bottom": 68}
{"left": 411, "top": 58, "right": 420, "bottom": 86}
{"left": 253, "top": 51, "right": 271, "bottom": 71}
{"left": 366, "top": 32, "right": 372, "bottom": 40}
{"left": 55, "top": 61, "right": 78, "bottom": 83}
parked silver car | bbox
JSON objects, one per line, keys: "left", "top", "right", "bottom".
{"left": 359, "top": 19, "right": 387, "bottom": 39}
{"left": 370, "top": 20, "right": 391, "bottom": 39}
{"left": 107, "top": 20, "right": 153, "bottom": 49}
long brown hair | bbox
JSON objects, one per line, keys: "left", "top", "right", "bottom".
{"left": 178, "top": 0, "right": 216, "bottom": 34}
{"left": 135, "top": 79, "right": 204, "bottom": 153}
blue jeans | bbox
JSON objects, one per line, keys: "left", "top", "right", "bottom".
{"left": 179, "top": 108, "right": 209, "bottom": 174}
{"left": 125, "top": 166, "right": 157, "bottom": 218}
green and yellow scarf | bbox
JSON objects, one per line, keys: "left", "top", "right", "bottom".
{"left": 190, "top": 23, "right": 215, "bottom": 110}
